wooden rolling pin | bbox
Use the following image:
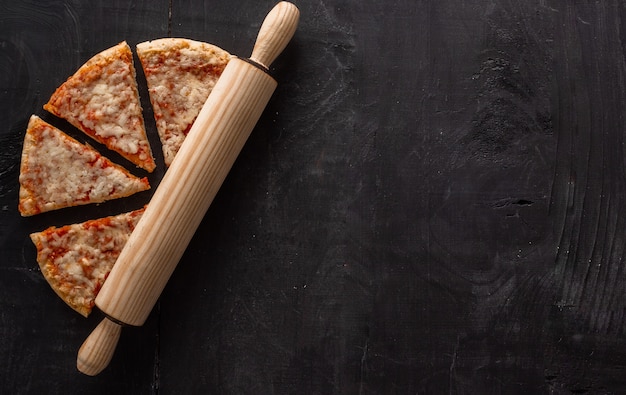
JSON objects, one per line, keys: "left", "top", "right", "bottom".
{"left": 76, "top": 2, "right": 299, "bottom": 376}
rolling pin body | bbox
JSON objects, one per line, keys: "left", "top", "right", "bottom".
{"left": 96, "top": 61, "right": 276, "bottom": 325}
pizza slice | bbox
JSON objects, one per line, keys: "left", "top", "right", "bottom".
{"left": 137, "top": 38, "right": 231, "bottom": 166}
{"left": 18, "top": 115, "right": 150, "bottom": 216}
{"left": 30, "top": 207, "right": 146, "bottom": 317}
{"left": 44, "top": 41, "right": 156, "bottom": 172}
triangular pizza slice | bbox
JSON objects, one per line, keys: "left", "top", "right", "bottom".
{"left": 18, "top": 115, "right": 150, "bottom": 216}
{"left": 137, "top": 38, "right": 231, "bottom": 166}
{"left": 30, "top": 206, "right": 146, "bottom": 317}
{"left": 44, "top": 41, "right": 156, "bottom": 172}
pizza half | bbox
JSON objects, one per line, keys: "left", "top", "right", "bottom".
{"left": 44, "top": 41, "right": 156, "bottom": 172}
{"left": 30, "top": 207, "right": 146, "bottom": 317}
{"left": 137, "top": 38, "right": 231, "bottom": 166}
{"left": 18, "top": 115, "right": 150, "bottom": 216}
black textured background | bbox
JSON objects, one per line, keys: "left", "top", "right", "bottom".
{"left": 2, "top": 1, "right": 626, "bottom": 393}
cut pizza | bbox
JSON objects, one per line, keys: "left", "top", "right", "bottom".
{"left": 18, "top": 115, "right": 150, "bottom": 216}
{"left": 137, "top": 38, "right": 231, "bottom": 166}
{"left": 30, "top": 207, "right": 146, "bottom": 317}
{"left": 44, "top": 41, "right": 156, "bottom": 172}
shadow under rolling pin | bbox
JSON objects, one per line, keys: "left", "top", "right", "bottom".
{"left": 76, "top": 1, "right": 299, "bottom": 376}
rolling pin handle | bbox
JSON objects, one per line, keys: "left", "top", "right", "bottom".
{"left": 250, "top": 1, "right": 300, "bottom": 69}
{"left": 77, "top": 317, "right": 122, "bottom": 376}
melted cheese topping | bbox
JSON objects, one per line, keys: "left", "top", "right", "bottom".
{"left": 44, "top": 42, "right": 155, "bottom": 172}
{"left": 137, "top": 38, "right": 231, "bottom": 165}
{"left": 77, "top": 66, "right": 142, "bottom": 153}
{"left": 30, "top": 207, "right": 145, "bottom": 316}
{"left": 18, "top": 116, "right": 150, "bottom": 216}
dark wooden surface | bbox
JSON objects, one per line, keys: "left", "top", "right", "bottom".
{"left": 2, "top": 0, "right": 626, "bottom": 393}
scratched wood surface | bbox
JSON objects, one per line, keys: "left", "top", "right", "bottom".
{"left": 2, "top": 0, "right": 626, "bottom": 393}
